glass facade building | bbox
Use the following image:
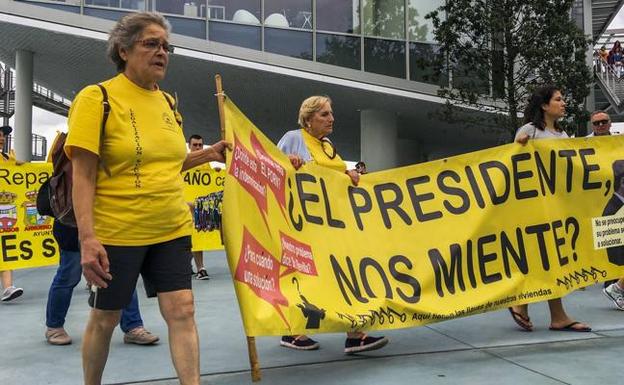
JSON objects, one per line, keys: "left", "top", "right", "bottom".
{"left": 15, "top": 0, "right": 446, "bottom": 86}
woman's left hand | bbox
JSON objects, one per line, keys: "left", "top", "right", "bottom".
{"left": 346, "top": 169, "right": 359, "bottom": 186}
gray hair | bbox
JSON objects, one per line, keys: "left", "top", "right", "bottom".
{"left": 590, "top": 110, "right": 610, "bottom": 119}
{"left": 107, "top": 12, "right": 171, "bottom": 72}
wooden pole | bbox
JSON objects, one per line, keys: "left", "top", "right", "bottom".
{"left": 215, "top": 74, "right": 226, "bottom": 141}
{"left": 214, "top": 74, "right": 262, "bottom": 382}
{"left": 247, "top": 336, "right": 262, "bottom": 382}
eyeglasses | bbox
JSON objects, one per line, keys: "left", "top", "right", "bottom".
{"left": 136, "top": 39, "right": 174, "bottom": 54}
{"left": 592, "top": 119, "right": 610, "bottom": 126}
{"left": 321, "top": 137, "right": 336, "bottom": 160}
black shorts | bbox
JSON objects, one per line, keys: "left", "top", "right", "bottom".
{"left": 89, "top": 236, "right": 193, "bottom": 310}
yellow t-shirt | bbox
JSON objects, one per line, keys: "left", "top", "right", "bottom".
{"left": 0, "top": 149, "right": 16, "bottom": 163}
{"left": 301, "top": 128, "right": 346, "bottom": 173}
{"left": 65, "top": 73, "right": 192, "bottom": 246}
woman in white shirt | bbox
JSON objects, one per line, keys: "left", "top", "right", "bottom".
{"left": 510, "top": 85, "right": 591, "bottom": 332}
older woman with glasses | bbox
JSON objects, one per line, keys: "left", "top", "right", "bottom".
{"left": 276, "top": 95, "right": 389, "bottom": 354}
{"left": 65, "top": 12, "right": 228, "bottom": 384}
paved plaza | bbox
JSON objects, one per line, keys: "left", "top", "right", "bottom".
{"left": 2, "top": 251, "right": 623, "bottom": 385}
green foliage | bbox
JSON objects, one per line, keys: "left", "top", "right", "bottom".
{"left": 427, "top": 0, "right": 592, "bottom": 138}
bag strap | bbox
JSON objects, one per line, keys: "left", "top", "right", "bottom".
{"left": 96, "top": 84, "right": 110, "bottom": 137}
{"left": 96, "top": 84, "right": 112, "bottom": 176}
{"left": 161, "top": 91, "right": 182, "bottom": 126}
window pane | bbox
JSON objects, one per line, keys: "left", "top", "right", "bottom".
{"left": 409, "top": 42, "right": 447, "bottom": 86}
{"left": 316, "top": 0, "right": 359, "bottom": 34}
{"left": 317, "top": 33, "right": 360, "bottom": 70}
{"left": 407, "top": 0, "right": 441, "bottom": 42}
{"left": 264, "top": 0, "right": 312, "bottom": 30}
{"left": 209, "top": 21, "right": 261, "bottom": 50}
{"left": 85, "top": 0, "right": 143, "bottom": 10}
{"left": 154, "top": 0, "right": 207, "bottom": 18}
{"left": 364, "top": 37, "right": 405, "bottom": 78}
{"left": 166, "top": 15, "right": 206, "bottom": 39}
{"left": 84, "top": 6, "right": 130, "bottom": 21}
{"left": 362, "top": 0, "right": 404, "bottom": 39}
{"left": 207, "top": 0, "right": 260, "bottom": 24}
{"left": 16, "top": 1, "right": 81, "bottom": 12}
{"left": 265, "top": 28, "right": 312, "bottom": 60}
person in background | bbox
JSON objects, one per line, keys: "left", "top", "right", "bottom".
{"left": 46, "top": 220, "right": 159, "bottom": 346}
{"left": 587, "top": 110, "right": 620, "bottom": 137}
{"left": 0, "top": 125, "right": 24, "bottom": 302}
{"left": 600, "top": 45, "right": 609, "bottom": 73}
{"left": 511, "top": 85, "right": 591, "bottom": 333}
{"left": 587, "top": 111, "right": 620, "bottom": 291}
{"left": 355, "top": 161, "right": 367, "bottom": 175}
{"left": 277, "top": 95, "right": 389, "bottom": 354}
{"left": 188, "top": 134, "right": 210, "bottom": 280}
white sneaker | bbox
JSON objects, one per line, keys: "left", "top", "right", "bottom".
{"left": 1, "top": 286, "right": 23, "bottom": 302}
{"left": 603, "top": 283, "right": 624, "bottom": 310}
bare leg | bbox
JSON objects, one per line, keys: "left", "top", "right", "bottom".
{"left": 548, "top": 297, "right": 590, "bottom": 329}
{"left": 0, "top": 270, "right": 12, "bottom": 288}
{"left": 192, "top": 251, "right": 204, "bottom": 272}
{"left": 158, "top": 289, "right": 199, "bottom": 385}
{"left": 82, "top": 309, "right": 121, "bottom": 385}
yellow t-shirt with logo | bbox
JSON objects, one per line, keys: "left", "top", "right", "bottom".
{"left": 65, "top": 73, "right": 192, "bottom": 246}
{"left": 301, "top": 128, "right": 346, "bottom": 173}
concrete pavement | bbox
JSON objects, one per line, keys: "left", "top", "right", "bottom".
{"left": 1, "top": 250, "right": 623, "bottom": 385}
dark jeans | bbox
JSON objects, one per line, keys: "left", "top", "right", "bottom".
{"left": 46, "top": 249, "right": 143, "bottom": 332}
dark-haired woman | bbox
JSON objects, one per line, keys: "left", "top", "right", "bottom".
{"left": 511, "top": 85, "right": 591, "bottom": 333}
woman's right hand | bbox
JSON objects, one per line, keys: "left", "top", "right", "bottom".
{"left": 515, "top": 133, "right": 530, "bottom": 146}
{"left": 288, "top": 154, "right": 304, "bottom": 170}
{"left": 346, "top": 169, "right": 360, "bottom": 186}
{"left": 80, "top": 235, "right": 112, "bottom": 288}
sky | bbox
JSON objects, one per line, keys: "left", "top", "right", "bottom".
{"left": 12, "top": 5, "right": 624, "bottom": 154}
{"left": 9, "top": 106, "right": 66, "bottom": 154}
{"left": 610, "top": 7, "right": 624, "bottom": 30}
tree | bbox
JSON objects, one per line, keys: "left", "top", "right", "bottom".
{"left": 427, "top": 0, "right": 592, "bottom": 139}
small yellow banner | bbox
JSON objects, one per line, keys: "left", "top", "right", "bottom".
{"left": 0, "top": 163, "right": 58, "bottom": 270}
{"left": 0, "top": 163, "right": 225, "bottom": 270}
{"left": 222, "top": 97, "right": 624, "bottom": 337}
{"left": 182, "top": 165, "right": 226, "bottom": 251}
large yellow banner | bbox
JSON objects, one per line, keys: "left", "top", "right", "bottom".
{"left": 0, "top": 163, "right": 225, "bottom": 270}
{"left": 223, "top": 97, "right": 624, "bottom": 337}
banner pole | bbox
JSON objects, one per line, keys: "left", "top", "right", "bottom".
{"left": 214, "top": 74, "right": 262, "bottom": 382}
{"left": 215, "top": 74, "right": 226, "bottom": 141}
{"left": 247, "top": 336, "right": 262, "bottom": 382}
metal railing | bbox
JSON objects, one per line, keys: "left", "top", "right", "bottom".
{"left": 4, "top": 133, "right": 48, "bottom": 161}
{"left": 32, "top": 83, "right": 71, "bottom": 107}
{"left": 594, "top": 57, "right": 624, "bottom": 112}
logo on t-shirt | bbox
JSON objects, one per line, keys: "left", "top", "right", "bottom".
{"left": 161, "top": 112, "right": 176, "bottom": 131}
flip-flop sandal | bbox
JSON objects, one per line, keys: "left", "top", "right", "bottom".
{"left": 549, "top": 321, "right": 592, "bottom": 332}
{"left": 508, "top": 307, "right": 533, "bottom": 331}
